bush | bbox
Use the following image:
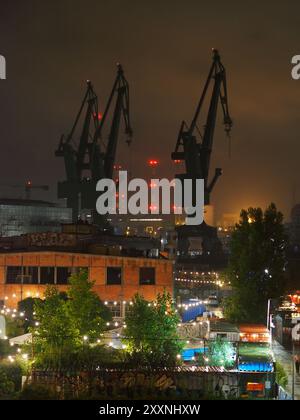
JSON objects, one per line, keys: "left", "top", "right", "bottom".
{"left": 5, "top": 317, "right": 25, "bottom": 338}
{"left": 0, "top": 339, "right": 10, "bottom": 357}
{"left": 276, "top": 362, "right": 288, "bottom": 388}
{"left": 19, "top": 384, "right": 58, "bottom": 400}
{"left": 0, "top": 366, "right": 15, "bottom": 398}
{"left": 0, "top": 361, "right": 23, "bottom": 391}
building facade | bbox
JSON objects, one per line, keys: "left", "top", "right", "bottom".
{"left": 0, "top": 199, "right": 72, "bottom": 237}
{"left": 0, "top": 251, "right": 174, "bottom": 316}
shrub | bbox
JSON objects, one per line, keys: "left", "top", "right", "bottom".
{"left": 19, "top": 384, "right": 58, "bottom": 400}
{"left": 0, "top": 361, "right": 23, "bottom": 391}
{"left": 0, "top": 366, "right": 15, "bottom": 398}
{"left": 276, "top": 362, "right": 288, "bottom": 388}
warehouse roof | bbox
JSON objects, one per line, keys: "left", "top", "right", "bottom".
{"left": 209, "top": 321, "right": 239, "bottom": 333}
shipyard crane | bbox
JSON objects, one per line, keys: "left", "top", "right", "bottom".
{"left": 171, "top": 49, "right": 232, "bottom": 207}
{"left": 55, "top": 64, "right": 132, "bottom": 227}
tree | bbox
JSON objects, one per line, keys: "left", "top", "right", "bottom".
{"left": 33, "top": 286, "right": 80, "bottom": 366}
{"left": 199, "top": 338, "right": 235, "bottom": 368}
{"left": 224, "top": 203, "right": 287, "bottom": 323}
{"left": 18, "top": 297, "right": 43, "bottom": 332}
{"left": 67, "top": 269, "right": 112, "bottom": 342}
{"left": 31, "top": 272, "right": 113, "bottom": 369}
{"left": 123, "top": 291, "right": 182, "bottom": 367}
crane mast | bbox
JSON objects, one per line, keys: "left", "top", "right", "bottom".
{"left": 171, "top": 49, "right": 232, "bottom": 206}
{"left": 55, "top": 64, "right": 132, "bottom": 227}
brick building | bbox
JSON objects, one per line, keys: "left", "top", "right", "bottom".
{"left": 0, "top": 251, "right": 174, "bottom": 317}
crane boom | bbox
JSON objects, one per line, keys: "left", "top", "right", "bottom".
{"left": 0, "top": 182, "right": 49, "bottom": 200}
{"left": 171, "top": 49, "right": 232, "bottom": 206}
{"left": 55, "top": 65, "right": 132, "bottom": 226}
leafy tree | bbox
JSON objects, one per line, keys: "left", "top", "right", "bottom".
{"left": 32, "top": 286, "right": 80, "bottom": 365}
{"left": 67, "top": 269, "right": 111, "bottom": 342}
{"left": 123, "top": 291, "right": 182, "bottom": 367}
{"left": 31, "top": 272, "right": 113, "bottom": 369}
{"left": 224, "top": 203, "right": 287, "bottom": 323}
{"left": 18, "top": 297, "right": 43, "bottom": 332}
{"left": 5, "top": 317, "right": 25, "bottom": 338}
{"left": 199, "top": 338, "right": 235, "bottom": 368}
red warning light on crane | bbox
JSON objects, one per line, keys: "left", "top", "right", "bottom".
{"left": 148, "top": 159, "right": 159, "bottom": 167}
{"left": 93, "top": 112, "right": 103, "bottom": 121}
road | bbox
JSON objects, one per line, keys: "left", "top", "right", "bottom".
{"left": 272, "top": 340, "right": 300, "bottom": 400}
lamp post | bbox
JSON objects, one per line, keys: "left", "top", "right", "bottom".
{"left": 291, "top": 323, "right": 300, "bottom": 400}
{"left": 292, "top": 341, "right": 295, "bottom": 400}
{"left": 267, "top": 298, "right": 274, "bottom": 349}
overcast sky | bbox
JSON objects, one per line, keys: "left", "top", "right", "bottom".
{"left": 1, "top": 0, "right": 300, "bottom": 221}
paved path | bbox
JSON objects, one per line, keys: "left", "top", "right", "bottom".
{"left": 272, "top": 340, "right": 300, "bottom": 400}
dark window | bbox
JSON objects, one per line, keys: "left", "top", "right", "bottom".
{"left": 40, "top": 267, "right": 55, "bottom": 284}
{"left": 22, "top": 267, "right": 38, "bottom": 284}
{"left": 6, "top": 266, "right": 22, "bottom": 284}
{"left": 107, "top": 267, "right": 122, "bottom": 285}
{"left": 57, "top": 267, "right": 72, "bottom": 285}
{"left": 139, "top": 267, "right": 155, "bottom": 285}
{"left": 73, "top": 267, "right": 88, "bottom": 275}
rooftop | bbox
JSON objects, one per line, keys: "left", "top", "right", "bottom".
{"left": 0, "top": 198, "right": 57, "bottom": 207}
{"left": 239, "top": 324, "right": 269, "bottom": 334}
{"left": 209, "top": 321, "right": 239, "bottom": 333}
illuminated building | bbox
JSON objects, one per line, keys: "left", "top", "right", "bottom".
{"left": 0, "top": 250, "right": 173, "bottom": 317}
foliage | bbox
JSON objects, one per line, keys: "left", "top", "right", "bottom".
{"left": 123, "top": 291, "right": 182, "bottom": 367}
{"left": 276, "top": 362, "right": 288, "bottom": 388}
{"left": 199, "top": 338, "right": 235, "bottom": 368}
{"left": 0, "top": 339, "right": 10, "bottom": 357}
{"left": 18, "top": 297, "right": 43, "bottom": 332}
{"left": 67, "top": 269, "right": 111, "bottom": 342}
{"left": 19, "top": 384, "right": 58, "bottom": 400}
{"left": 32, "top": 286, "right": 80, "bottom": 366}
{"left": 224, "top": 203, "right": 287, "bottom": 323}
{"left": 0, "top": 365, "right": 15, "bottom": 397}
{"left": 34, "top": 344, "right": 122, "bottom": 372}
{"left": 5, "top": 317, "right": 25, "bottom": 338}
{"left": 31, "top": 271, "right": 113, "bottom": 369}
{"left": 0, "top": 361, "right": 23, "bottom": 391}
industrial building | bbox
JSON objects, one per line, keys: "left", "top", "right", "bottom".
{"left": 0, "top": 221, "right": 174, "bottom": 316}
{"left": 0, "top": 250, "right": 173, "bottom": 316}
{"left": 0, "top": 198, "right": 72, "bottom": 237}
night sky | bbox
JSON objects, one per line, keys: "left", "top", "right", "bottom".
{"left": 1, "top": 0, "right": 300, "bottom": 222}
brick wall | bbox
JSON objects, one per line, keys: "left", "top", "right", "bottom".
{"left": 0, "top": 252, "right": 174, "bottom": 308}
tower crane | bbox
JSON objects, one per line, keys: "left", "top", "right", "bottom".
{"left": 0, "top": 181, "right": 49, "bottom": 200}
{"left": 171, "top": 49, "right": 232, "bottom": 208}
{"left": 55, "top": 64, "right": 132, "bottom": 227}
